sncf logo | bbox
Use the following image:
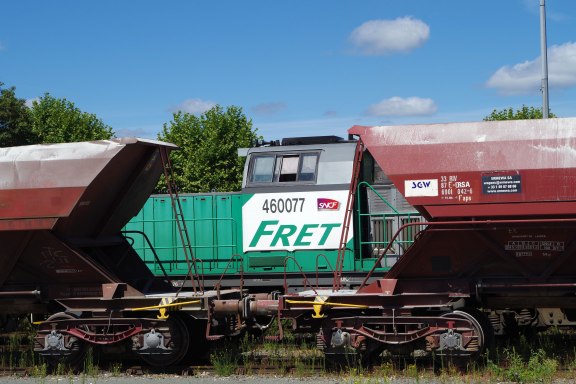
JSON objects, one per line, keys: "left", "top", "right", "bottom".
{"left": 317, "top": 198, "right": 340, "bottom": 211}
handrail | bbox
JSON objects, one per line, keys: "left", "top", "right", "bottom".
{"left": 177, "top": 258, "right": 205, "bottom": 296}
{"left": 122, "top": 230, "right": 170, "bottom": 279}
{"left": 357, "top": 216, "right": 576, "bottom": 291}
{"left": 158, "top": 145, "right": 202, "bottom": 292}
{"left": 283, "top": 256, "right": 317, "bottom": 295}
{"left": 122, "top": 230, "right": 210, "bottom": 295}
{"left": 334, "top": 139, "right": 364, "bottom": 291}
{"left": 315, "top": 253, "right": 334, "bottom": 289}
{"left": 127, "top": 216, "right": 239, "bottom": 268}
{"left": 355, "top": 180, "right": 421, "bottom": 267}
{"left": 357, "top": 181, "right": 402, "bottom": 214}
{"left": 214, "top": 253, "right": 244, "bottom": 292}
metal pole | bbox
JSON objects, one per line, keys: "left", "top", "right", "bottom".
{"left": 540, "top": 0, "right": 550, "bottom": 118}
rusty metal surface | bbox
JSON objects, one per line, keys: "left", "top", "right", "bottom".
{"left": 0, "top": 141, "right": 124, "bottom": 230}
{"left": 0, "top": 138, "right": 178, "bottom": 306}
{"left": 0, "top": 138, "right": 177, "bottom": 232}
{"left": 350, "top": 118, "right": 576, "bottom": 219}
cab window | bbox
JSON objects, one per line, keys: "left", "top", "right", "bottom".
{"left": 248, "top": 152, "right": 319, "bottom": 185}
{"left": 250, "top": 156, "right": 275, "bottom": 183}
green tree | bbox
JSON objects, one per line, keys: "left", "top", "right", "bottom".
{"left": 484, "top": 105, "right": 556, "bottom": 121}
{"left": 30, "top": 93, "right": 114, "bottom": 143}
{"left": 0, "top": 82, "right": 38, "bottom": 147}
{"left": 158, "top": 105, "right": 259, "bottom": 193}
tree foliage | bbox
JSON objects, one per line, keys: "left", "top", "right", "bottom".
{"left": 30, "top": 94, "right": 114, "bottom": 143}
{"left": 158, "top": 105, "right": 259, "bottom": 193}
{"left": 0, "top": 82, "right": 38, "bottom": 147}
{"left": 483, "top": 105, "right": 556, "bottom": 121}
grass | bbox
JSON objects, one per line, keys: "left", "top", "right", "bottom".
{"left": 17, "top": 340, "right": 574, "bottom": 383}
{"left": 210, "top": 347, "right": 239, "bottom": 376}
{"left": 205, "top": 322, "right": 576, "bottom": 383}
{"left": 108, "top": 362, "right": 122, "bottom": 376}
{"left": 7, "top": 314, "right": 576, "bottom": 382}
{"left": 82, "top": 347, "right": 99, "bottom": 377}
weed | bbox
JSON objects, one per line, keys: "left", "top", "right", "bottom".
{"left": 525, "top": 349, "right": 558, "bottom": 383}
{"left": 210, "top": 347, "right": 239, "bottom": 376}
{"left": 109, "top": 362, "right": 122, "bottom": 376}
{"left": 500, "top": 347, "right": 557, "bottom": 383}
{"left": 375, "top": 361, "right": 395, "bottom": 377}
{"left": 31, "top": 362, "right": 47, "bottom": 378}
{"left": 83, "top": 347, "right": 99, "bottom": 377}
{"left": 54, "top": 362, "right": 68, "bottom": 376}
{"left": 404, "top": 363, "right": 419, "bottom": 380}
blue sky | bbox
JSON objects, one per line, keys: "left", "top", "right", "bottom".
{"left": 1, "top": 0, "right": 575, "bottom": 140}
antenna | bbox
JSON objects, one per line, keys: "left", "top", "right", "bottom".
{"left": 540, "top": 0, "right": 550, "bottom": 118}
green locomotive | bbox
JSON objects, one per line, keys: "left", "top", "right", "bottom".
{"left": 124, "top": 135, "right": 421, "bottom": 292}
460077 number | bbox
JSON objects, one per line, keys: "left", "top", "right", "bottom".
{"left": 262, "top": 198, "right": 305, "bottom": 213}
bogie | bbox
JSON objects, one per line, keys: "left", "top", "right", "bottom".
{"left": 35, "top": 312, "right": 87, "bottom": 369}
{"left": 137, "top": 313, "right": 191, "bottom": 367}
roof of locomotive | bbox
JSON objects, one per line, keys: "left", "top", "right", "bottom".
{"left": 350, "top": 117, "right": 576, "bottom": 219}
{"left": 240, "top": 137, "right": 358, "bottom": 191}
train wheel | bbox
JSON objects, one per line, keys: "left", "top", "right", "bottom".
{"left": 437, "top": 308, "right": 493, "bottom": 368}
{"left": 139, "top": 313, "right": 191, "bottom": 367}
{"left": 317, "top": 323, "right": 362, "bottom": 370}
{"left": 459, "top": 307, "right": 494, "bottom": 354}
{"left": 41, "top": 312, "right": 87, "bottom": 369}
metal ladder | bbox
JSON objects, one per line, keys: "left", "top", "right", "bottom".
{"left": 333, "top": 139, "right": 364, "bottom": 291}
{"left": 158, "top": 145, "right": 204, "bottom": 293}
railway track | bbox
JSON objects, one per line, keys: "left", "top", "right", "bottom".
{"left": 0, "top": 363, "right": 329, "bottom": 377}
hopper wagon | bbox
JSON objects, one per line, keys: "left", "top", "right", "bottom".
{"left": 267, "top": 117, "right": 576, "bottom": 365}
{"left": 0, "top": 139, "right": 265, "bottom": 367}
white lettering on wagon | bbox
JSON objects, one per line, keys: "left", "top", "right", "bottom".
{"left": 243, "top": 191, "right": 352, "bottom": 252}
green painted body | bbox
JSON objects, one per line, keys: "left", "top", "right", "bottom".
{"left": 124, "top": 187, "right": 420, "bottom": 287}
{"left": 122, "top": 138, "right": 422, "bottom": 290}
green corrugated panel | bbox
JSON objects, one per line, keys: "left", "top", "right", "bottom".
{"left": 153, "top": 196, "right": 175, "bottom": 271}
{"left": 126, "top": 191, "right": 360, "bottom": 278}
{"left": 142, "top": 199, "right": 156, "bottom": 269}
{"left": 214, "top": 195, "right": 233, "bottom": 267}
{"left": 175, "top": 196, "right": 195, "bottom": 273}
{"left": 193, "top": 195, "right": 214, "bottom": 269}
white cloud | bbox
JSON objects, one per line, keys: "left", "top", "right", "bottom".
{"left": 348, "top": 17, "right": 430, "bottom": 55}
{"left": 171, "top": 98, "right": 216, "bottom": 114}
{"left": 25, "top": 97, "right": 39, "bottom": 108}
{"left": 486, "top": 42, "right": 576, "bottom": 95}
{"left": 366, "top": 97, "right": 437, "bottom": 117}
{"left": 251, "top": 102, "right": 287, "bottom": 115}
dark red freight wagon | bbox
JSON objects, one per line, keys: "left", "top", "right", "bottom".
{"left": 0, "top": 138, "right": 176, "bottom": 307}
{"left": 276, "top": 118, "right": 576, "bottom": 365}
{"left": 0, "top": 139, "right": 252, "bottom": 367}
